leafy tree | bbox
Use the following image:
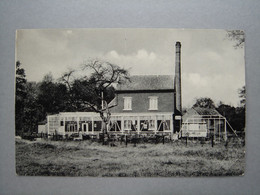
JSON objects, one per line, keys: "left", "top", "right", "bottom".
{"left": 237, "top": 86, "right": 246, "bottom": 132}
{"left": 23, "top": 82, "right": 43, "bottom": 133}
{"left": 227, "top": 30, "right": 245, "bottom": 49}
{"left": 37, "top": 73, "right": 68, "bottom": 116}
{"left": 216, "top": 86, "right": 246, "bottom": 132}
{"left": 238, "top": 85, "right": 246, "bottom": 107}
{"left": 193, "top": 97, "right": 215, "bottom": 109}
{"left": 217, "top": 103, "right": 245, "bottom": 132}
{"left": 15, "top": 61, "right": 27, "bottom": 135}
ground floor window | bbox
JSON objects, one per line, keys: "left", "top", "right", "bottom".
{"left": 58, "top": 113, "right": 173, "bottom": 133}
{"left": 131, "top": 120, "right": 138, "bottom": 131}
{"left": 79, "top": 121, "right": 92, "bottom": 132}
{"left": 157, "top": 120, "right": 170, "bottom": 131}
{"left": 124, "top": 120, "right": 132, "bottom": 130}
{"left": 149, "top": 120, "right": 155, "bottom": 130}
{"left": 94, "top": 121, "right": 102, "bottom": 131}
{"left": 109, "top": 121, "right": 121, "bottom": 131}
{"left": 140, "top": 120, "right": 149, "bottom": 131}
{"left": 82, "top": 123, "right": 88, "bottom": 132}
{"left": 65, "top": 122, "right": 77, "bottom": 132}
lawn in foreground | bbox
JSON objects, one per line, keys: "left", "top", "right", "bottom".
{"left": 15, "top": 138, "right": 245, "bottom": 177}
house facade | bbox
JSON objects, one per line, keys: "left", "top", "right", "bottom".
{"left": 109, "top": 75, "right": 175, "bottom": 134}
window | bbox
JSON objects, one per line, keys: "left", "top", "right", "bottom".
{"left": 123, "top": 120, "right": 137, "bottom": 131}
{"left": 140, "top": 120, "right": 148, "bottom": 131}
{"left": 65, "top": 123, "right": 77, "bottom": 132}
{"left": 149, "top": 120, "right": 155, "bottom": 130}
{"left": 149, "top": 96, "right": 158, "bottom": 110}
{"left": 123, "top": 97, "right": 132, "bottom": 110}
{"left": 124, "top": 120, "right": 132, "bottom": 130}
{"left": 82, "top": 123, "right": 88, "bottom": 132}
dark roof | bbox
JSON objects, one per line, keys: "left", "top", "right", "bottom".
{"left": 108, "top": 97, "right": 117, "bottom": 107}
{"left": 117, "top": 75, "right": 174, "bottom": 91}
{"left": 193, "top": 107, "right": 221, "bottom": 115}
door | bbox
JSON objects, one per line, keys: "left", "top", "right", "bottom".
{"left": 82, "top": 123, "right": 89, "bottom": 133}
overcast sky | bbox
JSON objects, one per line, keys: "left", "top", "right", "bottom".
{"left": 16, "top": 29, "right": 245, "bottom": 108}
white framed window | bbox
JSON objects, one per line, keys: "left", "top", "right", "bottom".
{"left": 123, "top": 97, "right": 132, "bottom": 110}
{"left": 149, "top": 96, "right": 158, "bottom": 110}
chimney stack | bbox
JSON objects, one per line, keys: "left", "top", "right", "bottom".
{"left": 175, "top": 41, "right": 182, "bottom": 113}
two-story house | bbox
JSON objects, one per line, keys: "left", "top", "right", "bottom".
{"left": 108, "top": 75, "right": 175, "bottom": 134}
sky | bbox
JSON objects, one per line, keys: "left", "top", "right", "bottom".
{"left": 16, "top": 28, "right": 245, "bottom": 108}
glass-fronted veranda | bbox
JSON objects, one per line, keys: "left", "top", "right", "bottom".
{"left": 47, "top": 112, "right": 174, "bottom": 136}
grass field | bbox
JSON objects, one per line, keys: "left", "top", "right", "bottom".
{"left": 15, "top": 138, "right": 245, "bottom": 177}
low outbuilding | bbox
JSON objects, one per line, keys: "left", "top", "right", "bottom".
{"left": 181, "top": 107, "right": 227, "bottom": 141}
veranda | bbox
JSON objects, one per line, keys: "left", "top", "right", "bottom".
{"left": 46, "top": 112, "right": 174, "bottom": 138}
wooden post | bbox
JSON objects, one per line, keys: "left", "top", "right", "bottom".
{"left": 137, "top": 116, "right": 140, "bottom": 135}
{"left": 133, "top": 134, "right": 137, "bottom": 147}
{"left": 224, "top": 118, "right": 227, "bottom": 142}
{"left": 121, "top": 116, "right": 124, "bottom": 135}
{"left": 219, "top": 117, "right": 220, "bottom": 142}
{"left": 125, "top": 135, "right": 128, "bottom": 147}
{"left": 207, "top": 119, "right": 209, "bottom": 138}
{"left": 213, "top": 118, "right": 215, "bottom": 141}
{"left": 77, "top": 116, "right": 79, "bottom": 133}
{"left": 162, "top": 134, "right": 165, "bottom": 145}
{"left": 101, "top": 133, "right": 105, "bottom": 145}
{"left": 92, "top": 117, "right": 94, "bottom": 134}
{"left": 211, "top": 134, "right": 214, "bottom": 147}
{"left": 63, "top": 117, "right": 65, "bottom": 135}
{"left": 155, "top": 117, "right": 158, "bottom": 134}
{"left": 213, "top": 119, "right": 216, "bottom": 142}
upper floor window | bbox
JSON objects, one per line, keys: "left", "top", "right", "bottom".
{"left": 123, "top": 97, "right": 132, "bottom": 110}
{"left": 149, "top": 96, "right": 158, "bottom": 110}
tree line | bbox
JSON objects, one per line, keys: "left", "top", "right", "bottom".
{"left": 191, "top": 94, "right": 246, "bottom": 132}
{"left": 15, "top": 60, "right": 245, "bottom": 136}
{"left": 15, "top": 60, "right": 129, "bottom": 136}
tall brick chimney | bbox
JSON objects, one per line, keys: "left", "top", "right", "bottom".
{"left": 175, "top": 41, "right": 182, "bottom": 114}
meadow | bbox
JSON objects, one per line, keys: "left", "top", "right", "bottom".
{"left": 15, "top": 138, "right": 245, "bottom": 177}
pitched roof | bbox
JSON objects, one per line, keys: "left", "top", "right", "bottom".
{"left": 108, "top": 97, "right": 117, "bottom": 107}
{"left": 116, "top": 75, "right": 174, "bottom": 91}
{"left": 193, "top": 107, "right": 221, "bottom": 116}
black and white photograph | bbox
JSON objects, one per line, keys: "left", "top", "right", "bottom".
{"left": 15, "top": 28, "right": 246, "bottom": 177}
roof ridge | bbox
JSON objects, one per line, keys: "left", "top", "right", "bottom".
{"left": 117, "top": 75, "right": 174, "bottom": 91}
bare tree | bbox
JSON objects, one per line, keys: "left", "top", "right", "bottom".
{"left": 59, "top": 69, "right": 75, "bottom": 92}
{"left": 73, "top": 59, "right": 130, "bottom": 134}
{"left": 59, "top": 69, "right": 77, "bottom": 110}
